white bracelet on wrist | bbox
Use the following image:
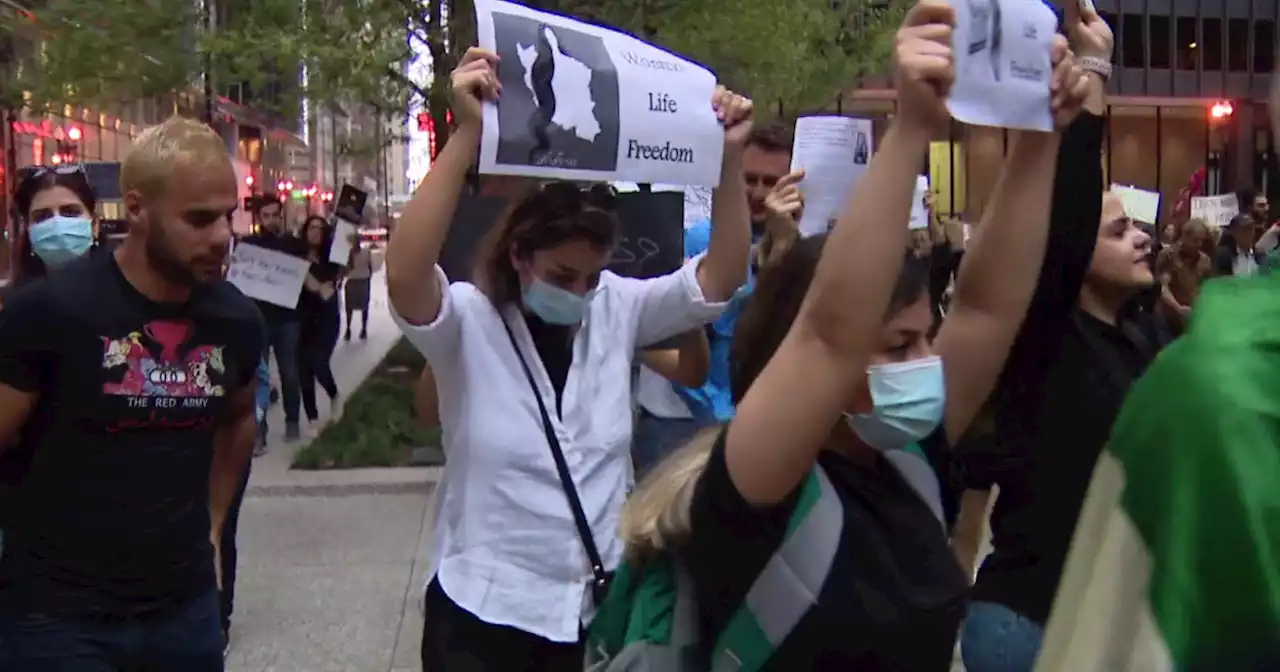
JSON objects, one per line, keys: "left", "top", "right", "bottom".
{"left": 1078, "top": 56, "right": 1113, "bottom": 81}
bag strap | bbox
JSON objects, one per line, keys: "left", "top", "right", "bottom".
{"left": 710, "top": 467, "right": 844, "bottom": 672}
{"left": 500, "top": 316, "right": 610, "bottom": 601}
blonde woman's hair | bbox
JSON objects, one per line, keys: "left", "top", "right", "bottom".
{"left": 619, "top": 427, "right": 720, "bottom": 564}
{"left": 121, "top": 116, "right": 230, "bottom": 202}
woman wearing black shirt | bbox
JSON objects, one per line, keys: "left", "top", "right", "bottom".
{"left": 297, "top": 216, "right": 343, "bottom": 425}
{"left": 616, "top": 7, "right": 1089, "bottom": 668}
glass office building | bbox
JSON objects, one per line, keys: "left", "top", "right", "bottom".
{"left": 837, "top": 1, "right": 1279, "bottom": 224}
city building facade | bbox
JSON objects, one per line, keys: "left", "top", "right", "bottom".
{"left": 841, "top": 2, "right": 1279, "bottom": 225}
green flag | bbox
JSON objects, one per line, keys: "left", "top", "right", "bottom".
{"left": 1037, "top": 274, "right": 1280, "bottom": 671}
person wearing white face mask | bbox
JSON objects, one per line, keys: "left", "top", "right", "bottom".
{"left": 593, "top": 5, "right": 1091, "bottom": 667}
{"left": 385, "top": 47, "right": 755, "bottom": 670}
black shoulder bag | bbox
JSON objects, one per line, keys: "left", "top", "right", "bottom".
{"left": 500, "top": 318, "right": 614, "bottom": 606}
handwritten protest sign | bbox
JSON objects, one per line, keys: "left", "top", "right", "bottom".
{"left": 226, "top": 243, "right": 309, "bottom": 309}
{"left": 1190, "top": 194, "right": 1239, "bottom": 230}
{"left": 910, "top": 176, "right": 931, "bottom": 230}
{"left": 1110, "top": 185, "right": 1161, "bottom": 224}
{"left": 790, "top": 116, "right": 874, "bottom": 237}
{"left": 947, "top": 0, "right": 1059, "bottom": 131}
{"left": 475, "top": 0, "right": 723, "bottom": 186}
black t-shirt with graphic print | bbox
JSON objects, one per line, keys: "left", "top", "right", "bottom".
{"left": 0, "top": 251, "right": 264, "bottom": 618}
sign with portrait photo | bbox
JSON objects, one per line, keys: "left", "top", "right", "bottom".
{"left": 474, "top": 0, "right": 724, "bottom": 186}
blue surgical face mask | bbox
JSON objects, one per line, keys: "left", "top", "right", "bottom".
{"left": 523, "top": 277, "right": 595, "bottom": 325}
{"left": 845, "top": 355, "right": 945, "bottom": 451}
{"left": 28, "top": 215, "right": 93, "bottom": 267}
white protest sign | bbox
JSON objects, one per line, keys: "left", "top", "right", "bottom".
{"left": 329, "top": 219, "right": 358, "bottom": 265}
{"left": 947, "top": 0, "right": 1059, "bottom": 132}
{"left": 226, "top": 243, "right": 309, "bottom": 309}
{"left": 475, "top": 0, "right": 723, "bottom": 186}
{"left": 790, "top": 116, "right": 874, "bottom": 237}
{"left": 1109, "top": 184, "right": 1161, "bottom": 224}
{"left": 910, "top": 176, "right": 931, "bottom": 230}
{"left": 1190, "top": 194, "right": 1239, "bottom": 230}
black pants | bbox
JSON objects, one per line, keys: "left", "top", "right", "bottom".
{"left": 298, "top": 312, "right": 340, "bottom": 421}
{"left": 219, "top": 459, "right": 251, "bottom": 634}
{"left": 421, "top": 579, "right": 584, "bottom": 672}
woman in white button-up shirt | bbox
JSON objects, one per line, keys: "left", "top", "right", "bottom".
{"left": 386, "top": 48, "right": 755, "bottom": 670}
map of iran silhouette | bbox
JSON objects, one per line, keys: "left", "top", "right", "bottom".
{"left": 438, "top": 191, "right": 685, "bottom": 284}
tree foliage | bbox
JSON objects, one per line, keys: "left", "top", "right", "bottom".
{"left": 543, "top": 0, "right": 907, "bottom": 117}
{"left": 0, "top": 0, "right": 416, "bottom": 121}
{"left": 0, "top": 0, "right": 903, "bottom": 150}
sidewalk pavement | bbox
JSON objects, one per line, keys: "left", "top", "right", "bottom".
{"left": 224, "top": 489, "right": 436, "bottom": 672}
{"left": 248, "top": 272, "right": 440, "bottom": 497}
{"left": 226, "top": 272, "right": 440, "bottom": 671}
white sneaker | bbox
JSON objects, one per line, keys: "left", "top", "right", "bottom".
{"left": 329, "top": 395, "right": 343, "bottom": 423}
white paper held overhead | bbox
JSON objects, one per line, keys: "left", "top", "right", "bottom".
{"left": 1110, "top": 184, "right": 1161, "bottom": 224}
{"left": 329, "top": 219, "right": 359, "bottom": 265}
{"left": 789, "top": 116, "right": 874, "bottom": 237}
{"left": 910, "top": 176, "right": 931, "bottom": 230}
{"left": 946, "top": 0, "right": 1059, "bottom": 132}
{"left": 1190, "top": 194, "right": 1239, "bottom": 231}
{"left": 474, "top": 0, "right": 723, "bottom": 186}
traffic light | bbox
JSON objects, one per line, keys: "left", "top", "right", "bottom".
{"left": 55, "top": 126, "right": 81, "bottom": 163}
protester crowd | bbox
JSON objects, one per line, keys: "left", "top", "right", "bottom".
{"left": 0, "top": 1, "right": 1276, "bottom": 671}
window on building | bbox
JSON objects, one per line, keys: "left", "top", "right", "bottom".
{"left": 1227, "top": 19, "right": 1249, "bottom": 72}
{"left": 1203, "top": 18, "right": 1223, "bottom": 70}
{"left": 1256, "top": 21, "right": 1276, "bottom": 74}
{"left": 1176, "top": 17, "right": 1199, "bottom": 70}
{"left": 1150, "top": 15, "right": 1171, "bottom": 69}
{"left": 1121, "top": 14, "right": 1146, "bottom": 68}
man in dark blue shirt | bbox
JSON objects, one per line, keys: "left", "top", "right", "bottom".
{"left": 239, "top": 196, "right": 307, "bottom": 442}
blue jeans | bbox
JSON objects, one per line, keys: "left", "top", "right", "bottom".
{"left": 631, "top": 411, "right": 714, "bottom": 480}
{"left": 961, "top": 600, "right": 1045, "bottom": 672}
{"left": 265, "top": 320, "right": 301, "bottom": 425}
{"left": 0, "top": 590, "right": 224, "bottom": 671}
